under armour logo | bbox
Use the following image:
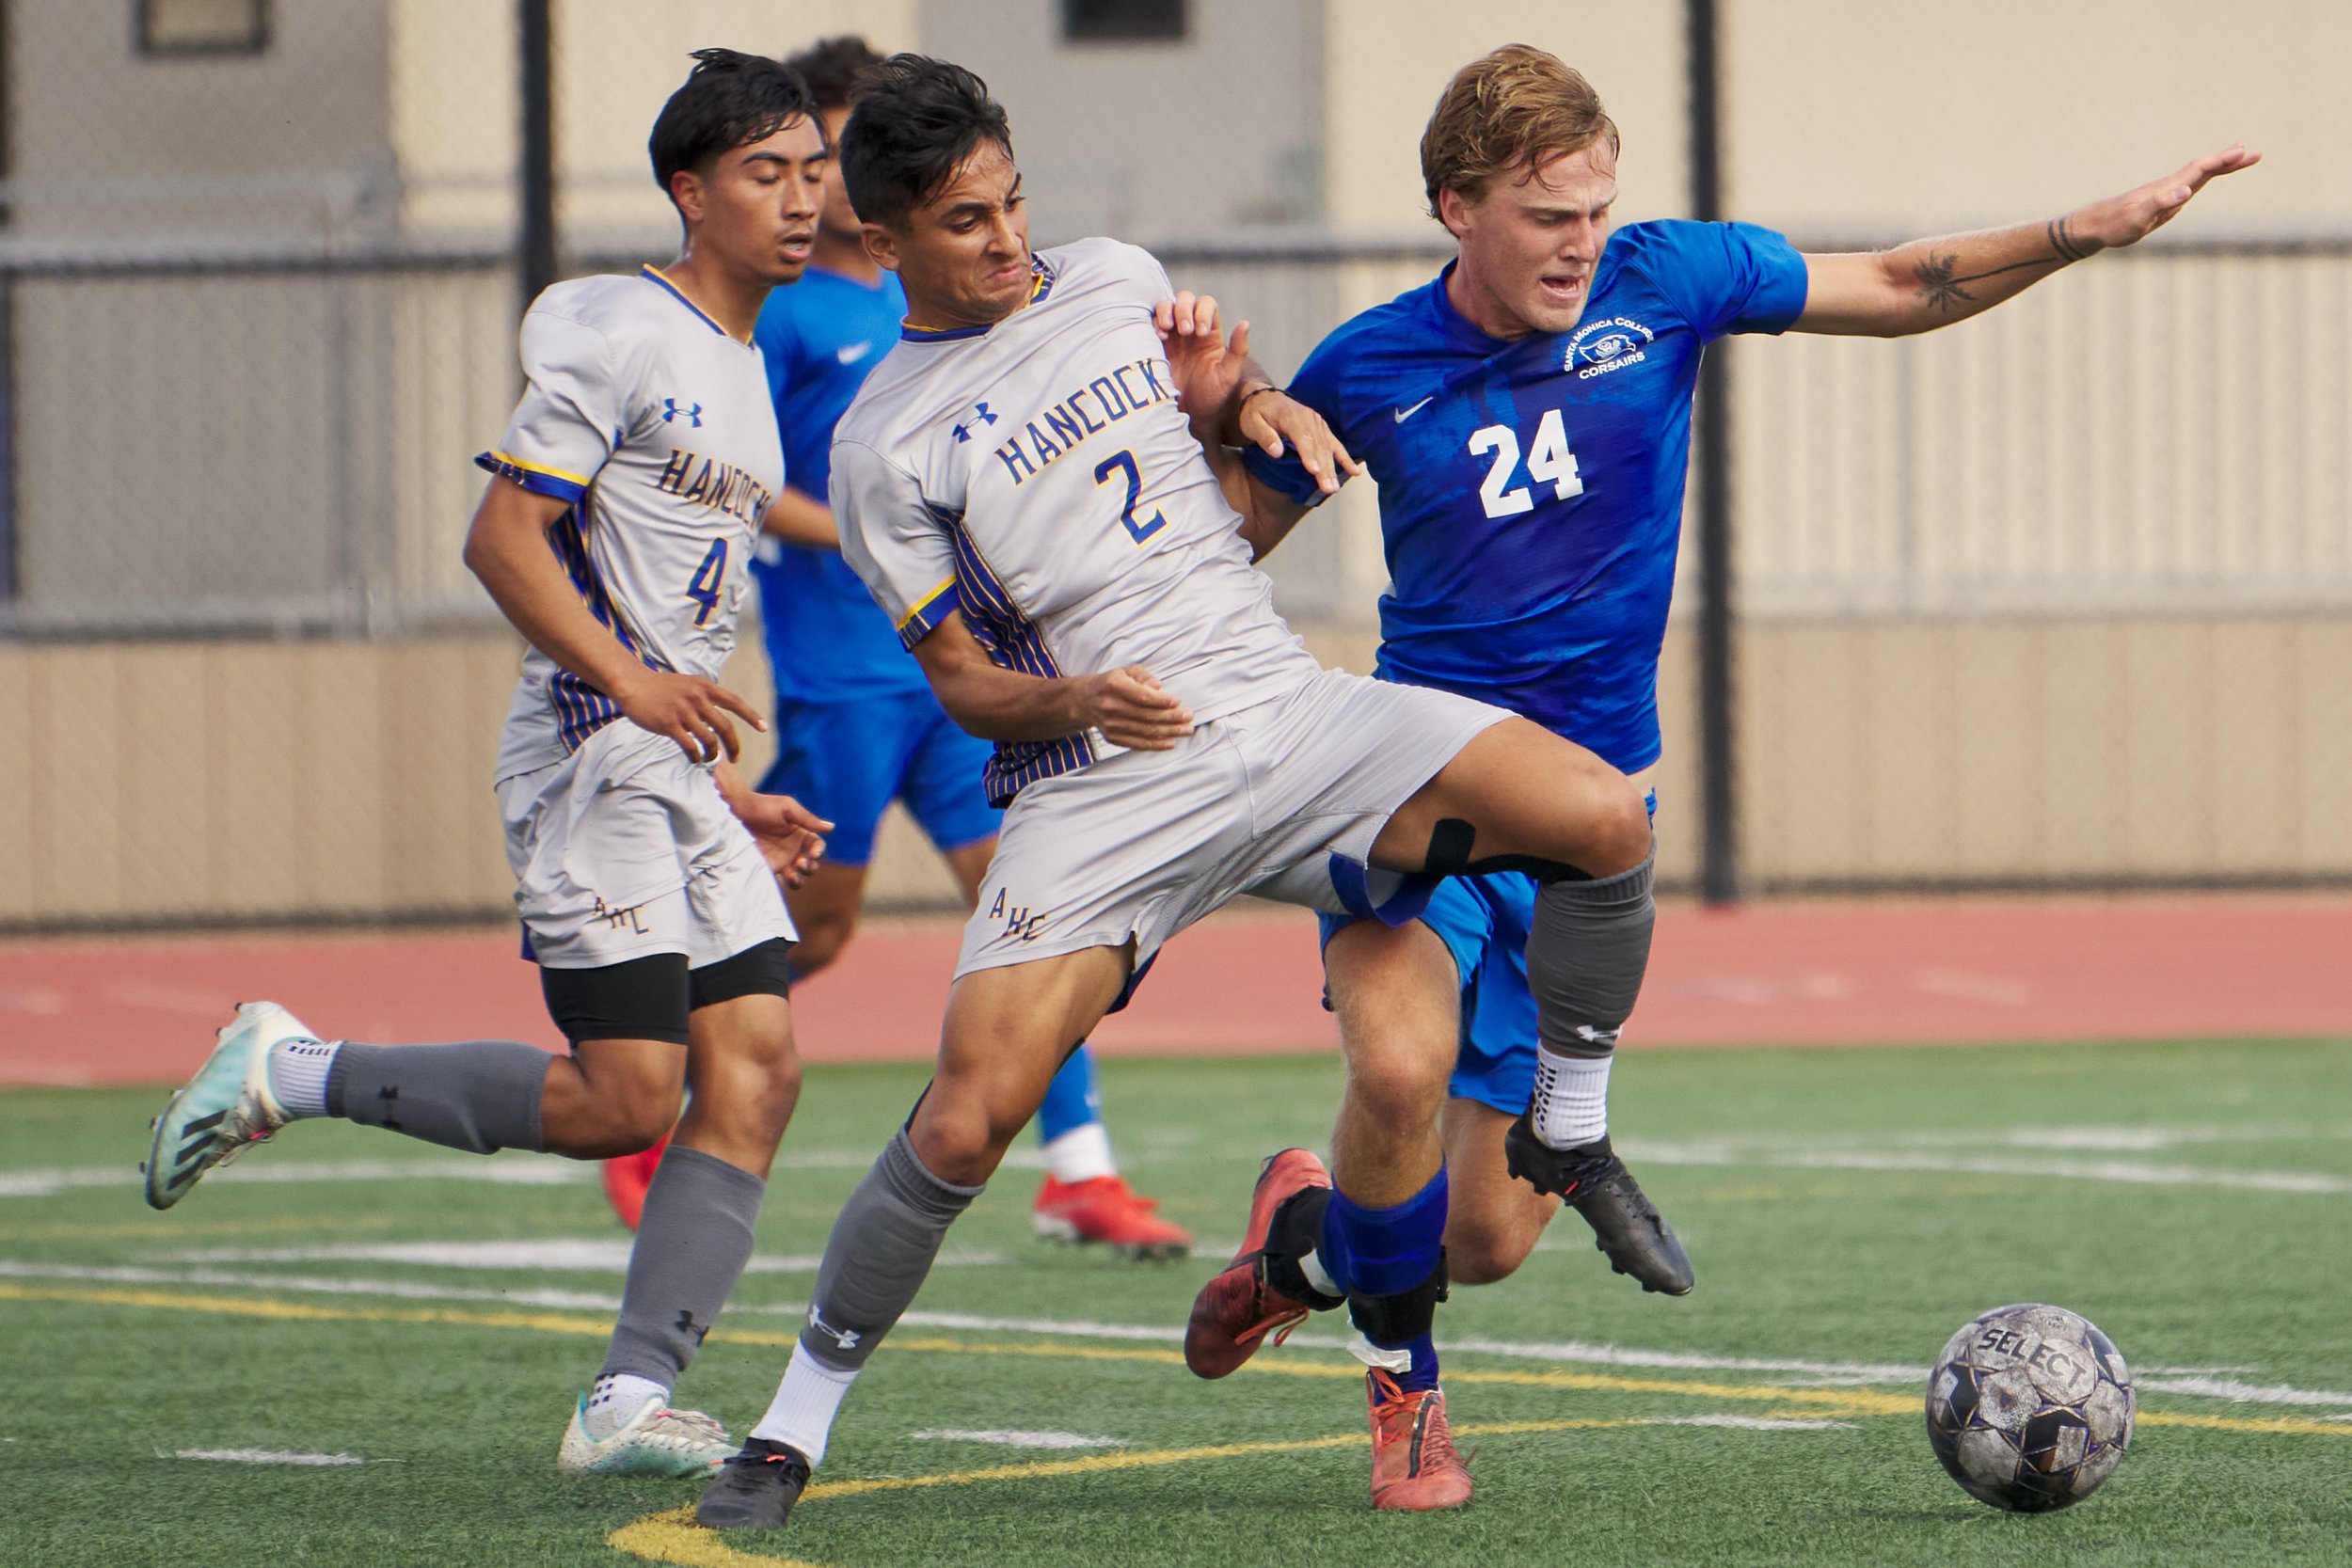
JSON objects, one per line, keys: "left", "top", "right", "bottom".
{"left": 951, "top": 402, "right": 999, "bottom": 442}
{"left": 662, "top": 398, "right": 704, "bottom": 427}
{"left": 806, "top": 1305, "right": 861, "bottom": 1351}
{"left": 675, "top": 1309, "right": 710, "bottom": 1346}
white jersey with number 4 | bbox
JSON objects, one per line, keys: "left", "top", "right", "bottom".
{"left": 477, "top": 265, "right": 782, "bottom": 782}
{"left": 830, "top": 237, "right": 1321, "bottom": 806}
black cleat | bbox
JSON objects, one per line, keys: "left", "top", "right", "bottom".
{"left": 694, "top": 1438, "right": 812, "bottom": 1531}
{"left": 1503, "top": 1118, "right": 1694, "bottom": 1296}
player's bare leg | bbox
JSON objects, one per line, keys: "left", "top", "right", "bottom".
{"left": 567, "top": 992, "right": 800, "bottom": 1474}
{"left": 1185, "top": 917, "right": 1471, "bottom": 1509}
{"left": 1440, "top": 1098, "right": 1558, "bottom": 1285}
{"left": 700, "top": 944, "right": 1129, "bottom": 1528}
{"left": 782, "top": 860, "right": 868, "bottom": 979}
{"left": 1374, "top": 719, "right": 1692, "bottom": 1294}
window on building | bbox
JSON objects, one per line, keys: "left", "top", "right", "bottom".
{"left": 1062, "top": 0, "right": 1186, "bottom": 44}
{"left": 136, "top": 0, "right": 270, "bottom": 57}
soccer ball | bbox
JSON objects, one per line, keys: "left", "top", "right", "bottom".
{"left": 1925, "top": 1303, "right": 2134, "bottom": 1513}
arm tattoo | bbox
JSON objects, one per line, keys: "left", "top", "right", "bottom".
{"left": 2047, "top": 215, "right": 2094, "bottom": 263}
{"left": 1913, "top": 235, "right": 2077, "bottom": 314}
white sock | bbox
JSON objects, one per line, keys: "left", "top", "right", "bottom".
{"left": 582, "top": 1371, "right": 669, "bottom": 1439}
{"left": 265, "top": 1037, "right": 341, "bottom": 1119}
{"left": 1532, "top": 1046, "right": 1613, "bottom": 1149}
{"left": 751, "top": 1346, "right": 858, "bottom": 1466}
{"left": 1042, "top": 1122, "right": 1117, "bottom": 1184}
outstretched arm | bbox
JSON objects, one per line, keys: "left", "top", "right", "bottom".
{"left": 1796, "top": 144, "right": 2259, "bottom": 338}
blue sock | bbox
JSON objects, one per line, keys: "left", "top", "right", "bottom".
{"left": 1036, "top": 1043, "right": 1104, "bottom": 1146}
{"left": 1319, "top": 1168, "right": 1448, "bottom": 1392}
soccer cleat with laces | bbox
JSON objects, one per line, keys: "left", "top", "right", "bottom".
{"left": 1032, "top": 1174, "right": 1193, "bottom": 1259}
{"left": 556, "top": 1391, "right": 734, "bottom": 1478}
{"left": 1184, "top": 1148, "right": 1335, "bottom": 1378}
{"left": 1366, "top": 1368, "right": 1473, "bottom": 1512}
{"left": 142, "top": 1001, "right": 310, "bottom": 1211}
{"left": 1502, "top": 1117, "right": 1694, "bottom": 1295}
{"left": 602, "top": 1132, "right": 671, "bottom": 1231}
{"left": 695, "top": 1437, "right": 814, "bottom": 1529}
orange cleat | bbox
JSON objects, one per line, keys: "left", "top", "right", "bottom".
{"left": 1366, "top": 1368, "right": 1473, "bottom": 1512}
{"left": 1032, "top": 1174, "right": 1193, "bottom": 1260}
{"left": 1183, "top": 1148, "right": 1333, "bottom": 1379}
{"left": 601, "top": 1132, "right": 670, "bottom": 1231}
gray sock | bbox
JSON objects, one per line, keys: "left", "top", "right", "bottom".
{"left": 1528, "top": 843, "right": 1657, "bottom": 1056}
{"left": 798, "top": 1127, "right": 984, "bottom": 1373}
{"left": 326, "top": 1040, "right": 551, "bottom": 1154}
{"left": 598, "top": 1144, "right": 767, "bottom": 1386}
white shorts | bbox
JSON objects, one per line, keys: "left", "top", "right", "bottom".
{"left": 498, "top": 721, "right": 797, "bottom": 972}
{"left": 957, "top": 668, "right": 1509, "bottom": 982}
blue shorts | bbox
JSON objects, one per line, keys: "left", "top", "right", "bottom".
{"left": 757, "top": 690, "right": 1001, "bottom": 867}
{"left": 1317, "top": 790, "right": 1657, "bottom": 1116}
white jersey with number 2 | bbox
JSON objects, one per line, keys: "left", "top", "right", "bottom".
{"left": 477, "top": 265, "right": 783, "bottom": 782}
{"left": 830, "top": 237, "right": 1321, "bottom": 806}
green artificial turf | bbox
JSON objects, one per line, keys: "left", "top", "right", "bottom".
{"left": 3, "top": 1038, "right": 2349, "bottom": 1566}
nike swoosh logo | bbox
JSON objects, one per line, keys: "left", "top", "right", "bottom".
{"left": 835, "top": 341, "right": 872, "bottom": 364}
{"left": 1393, "top": 395, "right": 1435, "bottom": 422}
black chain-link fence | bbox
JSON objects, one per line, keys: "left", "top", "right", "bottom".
{"left": 3, "top": 0, "right": 2345, "bottom": 926}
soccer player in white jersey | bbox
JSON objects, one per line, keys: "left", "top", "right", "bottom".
{"left": 143, "top": 50, "right": 835, "bottom": 1478}
{"left": 694, "top": 55, "right": 1668, "bottom": 1530}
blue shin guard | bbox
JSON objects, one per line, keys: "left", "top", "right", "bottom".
{"left": 1319, "top": 1169, "right": 1449, "bottom": 1391}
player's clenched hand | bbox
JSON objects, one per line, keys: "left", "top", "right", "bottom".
{"left": 732, "top": 791, "right": 834, "bottom": 888}
{"left": 613, "top": 669, "right": 766, "bottom": 763}
{"left": 1239, "top": 389, "right": 1360, "bottom": 497}
{"left": 1078, "top": 665, "right": 1194, "bottom": 751}
{"left": 1154, "top": 291, "right": 1247, "bottom": 418}
{"left": 2074, "top": 143, "right": 2260, "bottom": 250}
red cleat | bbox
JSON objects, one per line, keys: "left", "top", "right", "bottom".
{"left": 1032, "top": 1174, "right": 1192, "bottom": 1259}
{"left": 1183, "top": 1148, "right": 1332, "bottom": 1379}
{"left": 601, "top": 1132, "right": 670, "bottom": 1231}
{"left": 1366, "top": 1368, "right": 1473, "bottom": 1512}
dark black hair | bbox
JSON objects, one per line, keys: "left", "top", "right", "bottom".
{"left": 784, "top": 35, "right": 885, "bottom": 114}
{"left": 647, "top": 48, "right": 816, "bottom": 204}
{"left": 838, "top": 55, "right": 1012, "bottom": 229}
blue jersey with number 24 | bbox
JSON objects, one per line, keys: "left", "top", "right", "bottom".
{"left": 1248, "top": 220, "right": 1808, "bottom": 772}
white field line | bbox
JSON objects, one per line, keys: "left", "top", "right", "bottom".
{"left": 21, "top": 1256, "right": 2347, "bottom": 1417}
{"left": 168, "top": 1448, "right": 373, "bottom": 1465}
{"left": 160, "top": 1239, "right": 1002, "bottom": 1275}
{"left": 8, "top": 1119, "right": 2345, "bottom": 1201}
{"left": 911, "top": 1429, "right": 1128, "bottom": 1449}
{"left": 1615, "top": 1139, "right": 2352, "bottom": 1195}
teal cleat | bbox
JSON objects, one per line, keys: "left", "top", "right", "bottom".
{"left": 142, "top": 1000, "right": 311, "bottom": 1211}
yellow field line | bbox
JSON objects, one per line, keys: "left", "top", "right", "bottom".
{"left": 608, "top": 1418, "right": 1659, "bottom": 1568}
{"left": 8, "top": 1280, "right": 2344, "bottom": 1437}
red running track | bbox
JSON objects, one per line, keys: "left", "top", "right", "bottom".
{"left": 2, "top": 896, "right": 2346, "bottom": 1087}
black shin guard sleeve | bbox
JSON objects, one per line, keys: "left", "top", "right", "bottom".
{"left": 598, "top": 1145, "right": 766, "bottom": 1385}
{"left": 1527, "top": 845, "right": 1656, "bottom": 1057}
{"left": 798, "top": 1129, "right": 984, "bottom": 1373}
{"left": 326, "top": 1040, "right": 552, "bottom": 1153}
{"left": 1345, "top": 1256, "right": 1448, "bottom": 1345}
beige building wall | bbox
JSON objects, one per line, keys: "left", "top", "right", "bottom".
{"left": 389, "top": 0, "right": 917, "bottom": 240}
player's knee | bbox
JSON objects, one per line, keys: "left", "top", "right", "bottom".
{"left": 1583, "top": 780, "right": 1652, "bottom": 877}
{"left": 1443, "top": 1224, "right": 1533, "bottom": 1287}
{"left": 1343, "top": 1037, "right": 1453, "bottom": 1125}
{"left": 789, "top": 911, "right": 854, "bottom": 978}
{"left": 580, "top": 1085, "right": 686, "bottom": 1160}
{"left": 908, "top": 1087, "right": 1015, "bottom": 1186}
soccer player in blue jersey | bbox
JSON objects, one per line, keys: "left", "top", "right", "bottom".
{"left": 1188, "top": 41, "right": 2255, "bottom": 1469}
{"left": 601, "top": 37, "right": 1188, "bottom": 1258}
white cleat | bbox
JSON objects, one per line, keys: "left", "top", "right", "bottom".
{"left": 142, "top": 1000, "right": 312, "bottom": 1211}
{"left": 557, "top": 1393, "right": 735, "bottom": 1478}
